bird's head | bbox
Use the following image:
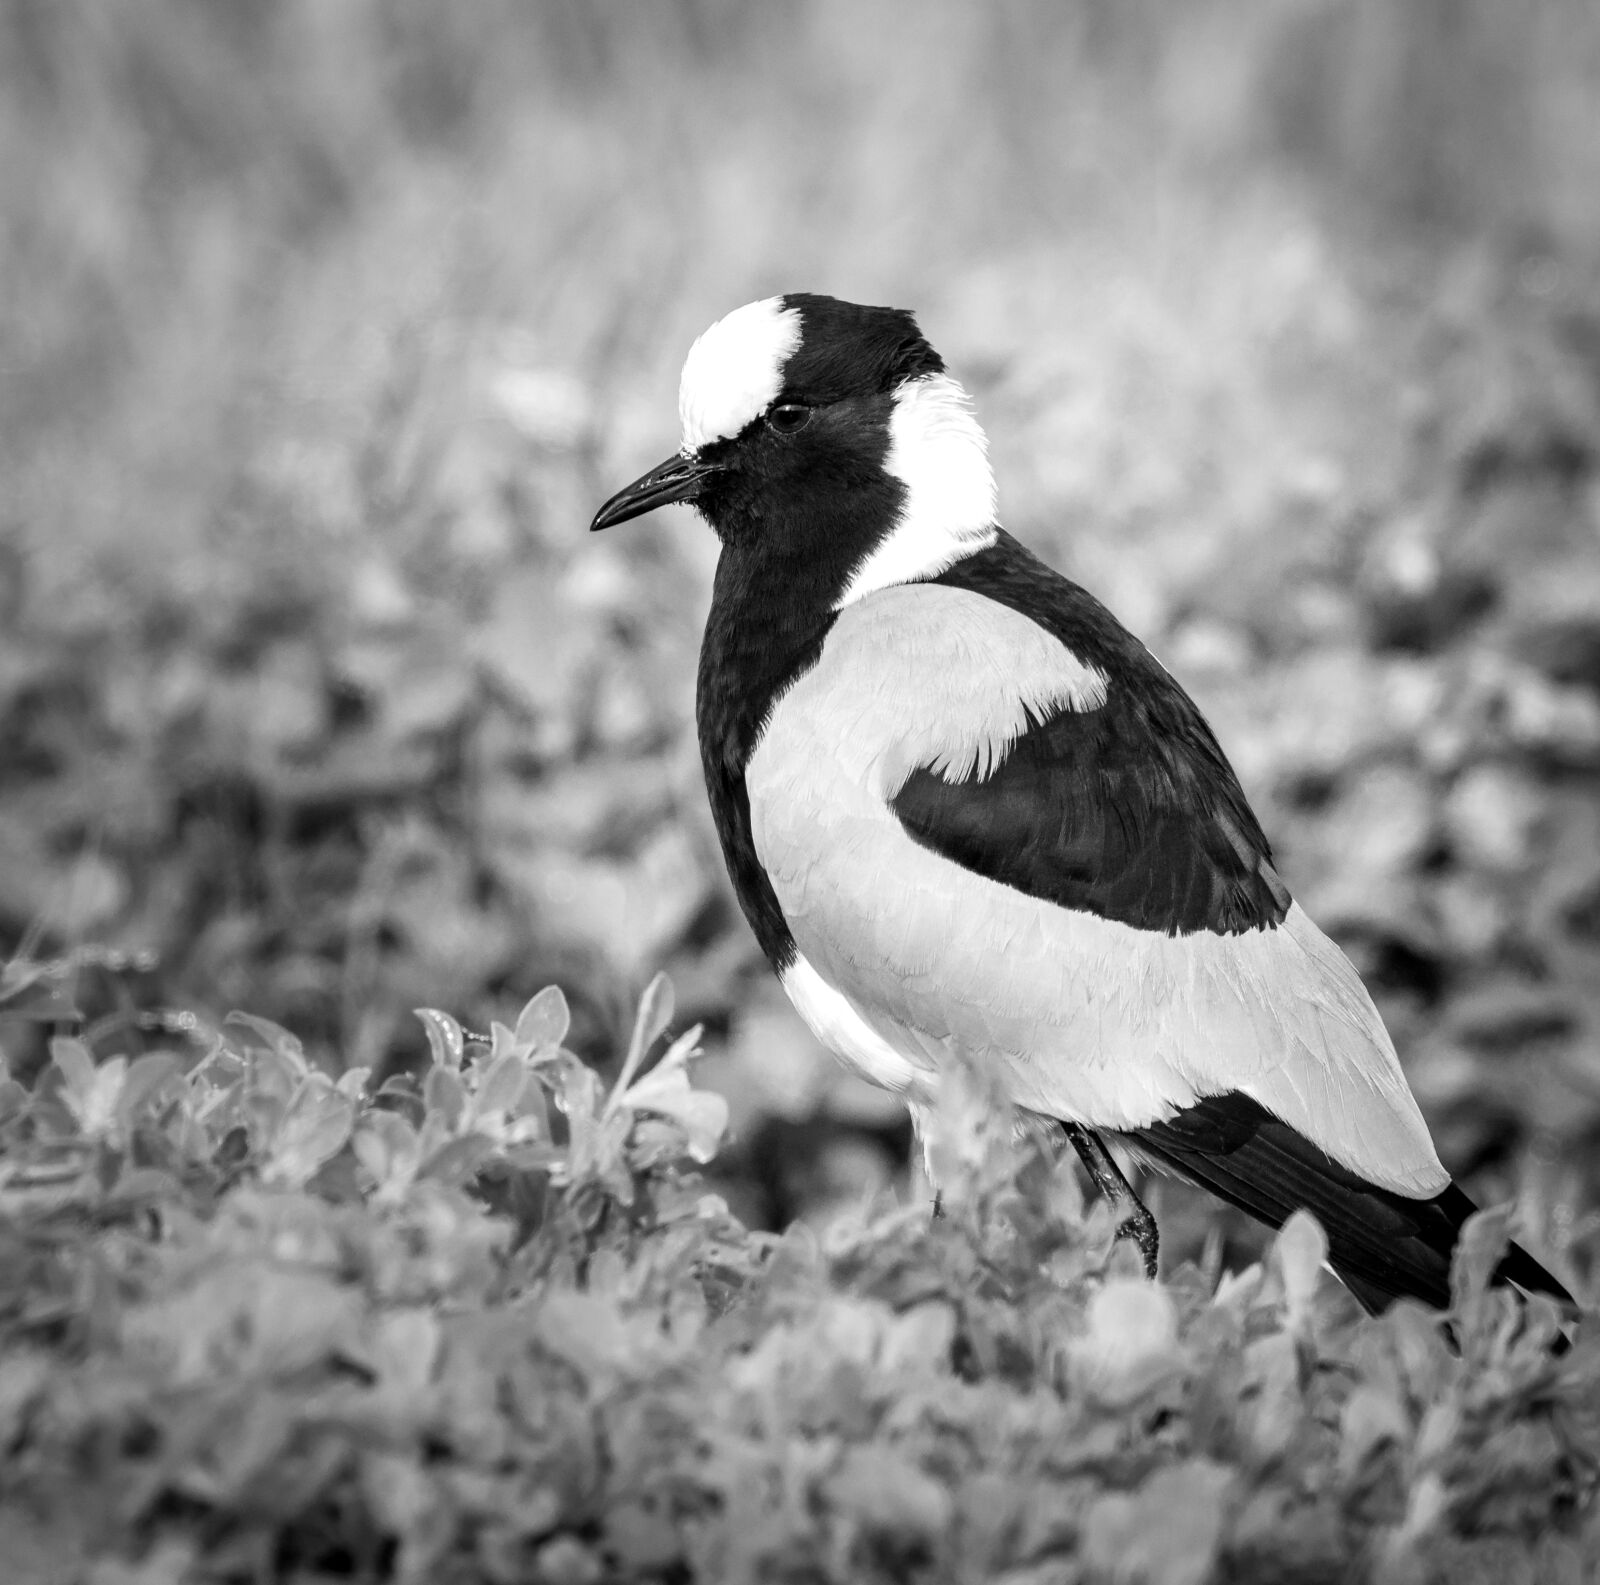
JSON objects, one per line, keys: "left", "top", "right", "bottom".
{"left": 591, "top": 293, "right": 998, "bottom": 606}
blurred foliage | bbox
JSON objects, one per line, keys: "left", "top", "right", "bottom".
{"left": 2, "top": 0, "right": 1600, "bottom": 1258}
{"left": 0, "top": 984, "right": 1595, "bottom": 1583}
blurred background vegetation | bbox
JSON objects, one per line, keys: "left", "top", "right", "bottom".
{"left": 4, "top": 0, "right": 1600, "bottom": 1269}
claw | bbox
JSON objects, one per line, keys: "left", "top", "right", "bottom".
{"left": 1065, "top": 1122, "right": 1160, "bottom": 1279}
{"left": 1114, "top": 1202, "right": 1161, "bottom": 1279}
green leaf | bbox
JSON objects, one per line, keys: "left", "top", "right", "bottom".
{"left": 0, "top": 958, "right": 80, "bottom": 1022}
{"left": 423, "top": 1064, "right": 467, "bottom": 1130}
{"left": 1451, "top": 1205, "right": 1512, "bottom": 1306}
{"left": 1081, "top": 1461, "right": 1233, "bottom": 1585}
{"left": 52, "top": 1043, "right": 127, "bottom": 1138}
{"left": 514, "top": 985, "right": 571, "bottom": 1052}
{"left": 50, "top": 1036, "right": 96, "bottom": 1099}
{"left": 224, "top": 1011, "right": 307, "bottom": 1067}
{"left": 1240, "top": 1332, "right": 1302, "bottom": 1459}
{"left": 634, "top": 972, "right": 674, "bottom": 1051}
{"left": 561, "top": 1061, "right": 601, "bottom": 1125}
{"left": 414, "top": 1008, "right": 465, "bottom": 1071}
{"left": 1339, "top": 1382, "right": 1412, "bottom": 1480}
{"left": 262, "top": 1078, "right": 355, "bottom": 1187}
{"left": 353, "top": 1110, "right": 420, "bottom": 1195}
{"left": 245, "top": 1044, "right": 307, "bottom": 1111}
{"left": 532, "top": 1536, "right": 604, "bottom": 1585}
{"left": 604, "top": 1500, "right": 683, "bottom": 1574}
{"left": 115, "top": 1052, "right": 180, "bottom": 1124}
{"left": 1271, "top": 1208, "right": 1327, "bottom": 1327}
{"left": 610, "top": 973, "right": 675, "bottom": 1103}
{"left": 474, "top": 1050, "right": 530, "bottom": 1117}
{"left": 621, "top": 1065, "right": 728, "bottom": 1164}
{"left": 535, "top": 1290, "right": 643, "bottom": 1380}
{"left": 1070, "top": 1278, "right": 1180, "bottom": 1406}
{"left": 487, "top": 1021, "right": 525, "bottom": 1064}
{"left": 369, "top": 1307, "right": 441, "bottom": 1390}
{"left": 418, "top": 1133, "right": 496, "bottom": 1186}
{"left": 824, "top": 1446, "right": 952, "bottom": 1540}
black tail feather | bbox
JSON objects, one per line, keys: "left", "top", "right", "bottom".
{"left": 1125, "top": 1092, "right": 1574, "bottom": 1315}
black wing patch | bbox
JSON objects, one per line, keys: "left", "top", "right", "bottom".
{"left": 1128, "top": 1092, "right": 1573, "bottom": 1314}
{"left": 895, "top": 532, "right": 1290, "bottom": 937}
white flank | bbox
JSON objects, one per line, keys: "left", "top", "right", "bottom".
{"left": 837, "top": 373, "right": 1000, "bottom": 607}
{"left": 678, "top": 297, "right": 803, "bottom": 452}
{"left": 781, "top": 953, "right": 932, "bottom": 1095}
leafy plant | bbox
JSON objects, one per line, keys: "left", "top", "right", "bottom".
{"left": 0, "top": 975, "right": 1594, "bottom": 1584}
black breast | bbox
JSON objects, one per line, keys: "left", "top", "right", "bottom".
{"left": 695, "top": 546, "right": 840, "bottom": 971}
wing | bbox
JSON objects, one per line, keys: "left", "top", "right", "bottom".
{"left": 901, "top": 531, "right": 1288, "bottom": 936}
{"left": 890, "top": 698, "right": 1289, "bottom": 935}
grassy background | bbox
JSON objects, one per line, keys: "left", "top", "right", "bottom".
{"left": 4, "top": 0, "right": 1600, "bottom": 1273}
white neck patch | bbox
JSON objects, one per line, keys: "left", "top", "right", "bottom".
{"left": 837, "top": 374, "right": 999, "bottom": 608}
{"left": 679, "top": 297, "right": 803, "bottom": 452}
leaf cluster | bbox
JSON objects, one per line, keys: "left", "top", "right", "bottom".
{"left": 2, "top": 982, "right": 1597, "bottom": 1584}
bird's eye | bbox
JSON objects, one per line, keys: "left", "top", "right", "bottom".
{"left": 766, "top": 402, "right": 812, "bottom": 435}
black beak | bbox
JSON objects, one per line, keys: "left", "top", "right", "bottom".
{"left": 590, "top": 452, "right": 714, "bottom": 532}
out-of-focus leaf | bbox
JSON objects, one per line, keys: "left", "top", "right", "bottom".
{"left": 0, "top": 958, "right": 80, "bottom": 1022}
{"left": 1081, "top": 1461, "right": 1233, "bottom": 1585}
{"left": 369, "top": 1307, "right": 441, "bottom": 1391}
{"left": 1241, "top": 1332, "right": 1302, "bottom": 1459}
{"left": 419, "top": 1133, "right": 495, "bottom": 1186}
{"left": 620, "top": 1064, "right": 728, "bottom": 1164}
{"left": 424, "top": 1065, "right": 467, "bottom": 1131}
{"left": 1451, "top": 1205, "right": 1512, "bottom": 1307}
{"left": 261, "top": 1078, "right": 355, "bottom": 1187}
{"left": 53, "top": 1042, "right": 127, "bottom": 1138}
{"left": 1272, "top": 1209, "right": 1328, "bottom": 1329}
{"left": 1339, "top": 1382, "right": 1413, "bottom": 1480}
{"left": 474, "top": 1051, "right": 529, "bottom": 1117}
{"left": 115, "top": 1052, "right": 180, "bottom": 1125}
{"left": 50, "top": 1036, "right": 97, "bottom": 1099}
{"left": 561, "top": 1061, "right": 601, "bottom": 1125}
{"left": 824, "top": 1446, "right": 951, "bottom": 1539}
{"left": 353, "top": 1110, "right": 421, "bottom": 1196}
{"left": 224, "top": 1012, "right": 307, "bottom": 1068}
{"left": 1070, "top": 1278, "right": 1181, "bottom": 1407}
{"left": 532, "top": 1536, "right": 604, "bottom": 1585}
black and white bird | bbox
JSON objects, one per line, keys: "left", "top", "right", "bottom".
{"left": 592, "top": 292, "right": 1570, "bottom": 1315}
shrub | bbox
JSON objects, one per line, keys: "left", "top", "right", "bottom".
{"left": 0, "top": 976, "right": 1594, "bottom": 1584}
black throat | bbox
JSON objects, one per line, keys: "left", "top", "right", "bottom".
{"left": 694, "top": 478, "right": 900, "bottom": 969}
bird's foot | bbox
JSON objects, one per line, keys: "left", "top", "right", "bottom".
{"left": 1113, "top": 1201, "right": 1160, "bottom": 1280}
{"left": 1064, "top": 1123, "right": 1161, "bottom": 1280}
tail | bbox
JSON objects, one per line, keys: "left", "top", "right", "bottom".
{"left": 1127, "top": 1091, "right": 1574, "bottom": 1315}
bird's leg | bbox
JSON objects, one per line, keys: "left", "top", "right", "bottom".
{"left": 1063, "top": 1124, "right": 1159, "bottom": 1279}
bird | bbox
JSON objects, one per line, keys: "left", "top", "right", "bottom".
{"left": 590, "top": 292, "right": 1572, "bottom": 1316}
